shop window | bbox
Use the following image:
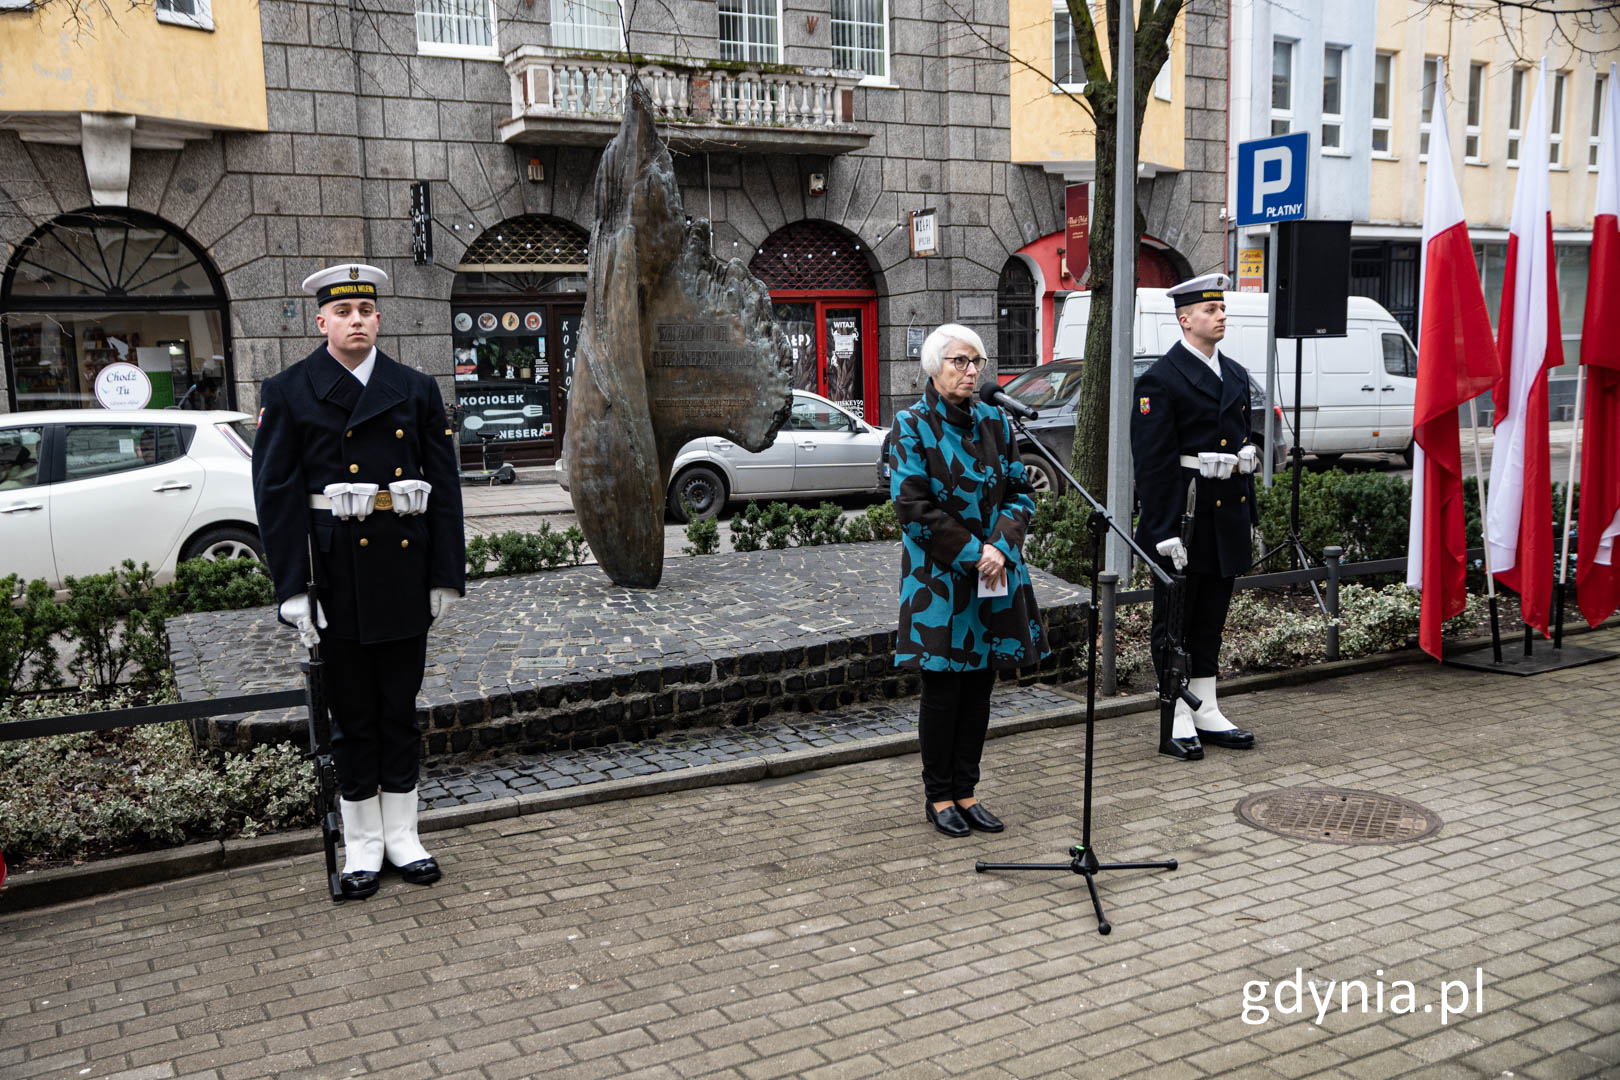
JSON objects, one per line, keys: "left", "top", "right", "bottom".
{"left": 3, "top": 210, "right": 230, "bottom": 413}
{"left": 996, "top": 258, "right": 1037, "bottom": 372}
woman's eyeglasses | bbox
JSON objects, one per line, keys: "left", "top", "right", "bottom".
{"left": 944, "top": 355, "right": 983, "bottom": 372}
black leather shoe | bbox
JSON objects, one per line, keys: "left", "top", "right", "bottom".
{"left": 926, "top": 802, "right": 971, "bottom": 838}
{"left": 340, "top": 870, "right": 380, "bottom": 899}
{"left": 1196, "top": 726, "right": 1255, "bottom": 750}
{"left": 1158, "top": 736, "right": 1205, "bottom": 761}
{"left": 391, "top": 857, "right": 441, "bottom": 885}
{"left": 957, "top": 802, "right": 1005, "bottom": 833}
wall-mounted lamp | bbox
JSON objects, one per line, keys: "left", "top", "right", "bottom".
{"left": 808, "top": 173, "right": 826, "bottom": 196}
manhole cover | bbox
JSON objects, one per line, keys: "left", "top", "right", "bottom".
{"left": 1236, "top": 787, "right": 1442, "bottom": 845}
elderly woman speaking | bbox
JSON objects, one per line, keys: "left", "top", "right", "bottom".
{"left": 890, "top": 324, "right": 1048, "bottom": 838}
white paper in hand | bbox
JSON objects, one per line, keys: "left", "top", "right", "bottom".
{"left": 978, "top": 574, "right": 1009, "bottom": 598}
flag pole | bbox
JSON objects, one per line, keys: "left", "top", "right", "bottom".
{"left": 1469, "top": 398, "right": 1502, "bottom": 663}
{"left": 1554, "top": 366, "right": 1585, "bottom": 647}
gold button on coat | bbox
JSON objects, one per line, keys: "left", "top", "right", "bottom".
{"left": 1241, "top": 495, "right": 1247, "bottom": 503}
{"left": 1220, "top": 438, "right": 1228, "bottom": 447}
{"left": 394, "top": 467, "right": 403, "bottom": 477}
{"left": 400, "top": 539, "right": 409, "bottom": 549}
{"left": 348, "top": 463, "right": 359, "bottom": 474}
{"left": 1216, "top": 499, "right": 1223, "bottom": 507}
{"left": 359, "top": 538, "right": 369, "bottom": 547}
{"left": 395, "top": 429, "right": 404, "bottom": 438}
{"left": 345, "top": 430, "right": 353, "bottom": 438}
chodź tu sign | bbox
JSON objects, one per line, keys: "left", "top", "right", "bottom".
{"left": 94, "top": 362, "right": 152, "bottom": 410}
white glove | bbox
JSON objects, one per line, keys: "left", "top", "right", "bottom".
{"left": 278, "top": 592, "right": 328, "bottom": 648}
{"left": 1156, "top": 537, "right": 1189, "bottom": 572}
{"left": 429, "top": 587, "right": 459, "bottom": 618}
{"left": 1197, "top": 452, "right": 1238, "bottom": 480}
{"left": 1236, "top": 444, "right": 1260, "bottom": 475}
{"left": 388, "top": 479, "right": 431, "bottom": 516}
{"left": 324, "top": 482, "right": 379, "bottom": 520}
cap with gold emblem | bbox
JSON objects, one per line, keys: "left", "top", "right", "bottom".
{"left": 1167, "top": 272, "right": 1230, "bottom": 308}
{"left": 301, "top": 263, "right": 389, "bottom": 308}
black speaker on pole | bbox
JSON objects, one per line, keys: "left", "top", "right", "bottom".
{"left": 1274, "top": 219, "right": 1351, "bottom": 338}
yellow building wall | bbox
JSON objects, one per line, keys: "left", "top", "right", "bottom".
{"left": 0, "top": 0, "right": 267, "bottom": 131}
{"left": 1009, "top": 0, "right": 1185, "bottom": 172}
{"left": 1369, "top": 0, "right": 1616, "bottom": 231}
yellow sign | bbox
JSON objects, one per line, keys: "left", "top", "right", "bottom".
{"left": 1237, "top": 248, "right": 1265, "bottom": 293}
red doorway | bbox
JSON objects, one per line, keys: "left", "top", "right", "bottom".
{"left": 751, "top": 221, "right": 881, "bottom": 423}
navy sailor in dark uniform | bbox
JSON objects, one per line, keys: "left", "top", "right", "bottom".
{"left": 252, "top": 263, "right": 466, "bottom": 898}
{"left": 1130, "top": 273, "right": 1259, "bottom": 761}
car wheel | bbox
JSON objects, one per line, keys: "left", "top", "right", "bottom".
{"left": 667, "top": 465, "right": 727, "bottom": 523}
{"left": 1019, "top": 453, "right": 1064, "bottom": 496}
{"left": 181, "top": 526, "right": 264, "bottom": 563}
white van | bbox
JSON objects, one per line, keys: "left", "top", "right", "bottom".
{"left": 1055, "top": 289, "right": 1420, "bottom": 464}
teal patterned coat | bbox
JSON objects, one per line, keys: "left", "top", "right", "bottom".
{"left": 890, "top": 379, "right": 1049, "bottom": 672}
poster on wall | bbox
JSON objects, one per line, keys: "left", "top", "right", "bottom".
{"left": 456, "top": 384, "right": 553, "bottom": 444}
{"left": 824, "top": 312, "right": 863, "bottom": 418}
{"left": 451, "top": 306, "right": 551, "bottom": 445}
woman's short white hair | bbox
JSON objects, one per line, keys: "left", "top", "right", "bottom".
{"left": 919, "top": 324, "right": 988, "bottom": 378}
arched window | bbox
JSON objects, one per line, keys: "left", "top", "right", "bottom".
{"left": 3, "top": 210, "right": 231, "bottom": 411}
{"left": 997, "top": 257, "right": 1037, "bottom": 372}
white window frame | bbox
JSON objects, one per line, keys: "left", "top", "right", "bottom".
{"left": 1371, "top": 51, "right": 1394, "bottom": 158}
{"left": 1593, "top": 73, "right": 1608, "bottom": 170}
{"left": 1419, "top": 56, "right": 1438, "bottom": 161}
{"left": 1271, "top": 38, "right": 1294, "bottom": 137}
{"left": 1321, "top": 45, "right": 1346, "bottom": 154}
{"left": 1152, "top": 32, "right": 1172, "bottom": 102}
{"left": 831, "top": 0, "right": 889, "bottom": 86}
{"left": 416, "top": 0, "right": 499, "bottom": 59}
{"left": 1464, "top": 61, "right": 1485, "bottom": 163}
{"left": 718, "top": 0, "right": 783, "bottom": 65}
{"left": 1549, "top": 71, "right": 1567, "bottom": 166}
{"left": 1051, "top": 1, "right": 1086, "bottom": 93}
{"left": 155, "top": 0, "right": 214, "bottom": 31}
{"left": 550, "top": 0, "right": 624, "bottom": 52}
{"left": 1507, "top": 66, "right": 1526, "bottom": 166}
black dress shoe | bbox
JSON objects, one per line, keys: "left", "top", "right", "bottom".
{"left": 390, "top": 857, "right": 441, "bottom": 885}
{"left": 926, "top": 802, "right": 971, "bottom": 838}
{"left": 1196, "top": 726, "right": 1255, "bottom": 750}
{"left": 340, "top": 870, "right": 380, "bottom": 899}
{"left": 957, "top": 802, "right": 1005, "bottom": 833}
{"left": 1158, "top": 736, "right": 1205, "bottom": 761}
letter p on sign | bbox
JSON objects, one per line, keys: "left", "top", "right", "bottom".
{"left": 1252, "top": 148, "right": 1291, "bottom": 216}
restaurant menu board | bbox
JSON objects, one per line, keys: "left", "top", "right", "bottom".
{"left": 451, "top": 307, "right": 552, "bottom": 444}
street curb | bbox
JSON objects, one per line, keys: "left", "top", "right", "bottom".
{"left": 0, "top": 623, "right": 1600, "bottom": 915}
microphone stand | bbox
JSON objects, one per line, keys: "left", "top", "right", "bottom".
{"left": 975, "top": 408, "right": 1186, "bottom": 935}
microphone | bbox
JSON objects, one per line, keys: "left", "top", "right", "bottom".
{"left": 978, "top": 378, "right": 1038, "bottom": 421}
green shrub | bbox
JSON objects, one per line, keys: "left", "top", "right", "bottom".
{"left": 841, "top": 500, "right": 899, "bottom": 543}
{"left": 682, "top": 511, "right": 720, "bottom": 556}
{"left": 0, "top": 575, "right": 62, "bottom": 698}
{"left": 1025, "top": 492, "right": 1097, "bottom": 583}
{"left": 789, "top": 502, "right": 847, "bottom": 546}
{"left": 59, "top": 561, "right": 171, "bottom": 694}
{"left": 730, "top": 501, "right": 765, "bottom": 552}
{"left": 466, "top": 523, "right": 589, "bottom": 578}
{"left": 170, "top": 557, "right": 276, "bottom": 613}
{"left": 0, "top": 683, "right": 315, "bottom": 860}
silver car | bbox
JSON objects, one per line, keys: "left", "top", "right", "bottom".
{"left": 666, "top": 391, "right": 889, "bottom": 522}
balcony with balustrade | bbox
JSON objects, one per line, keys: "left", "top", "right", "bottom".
{"left": 500, "top": 46, "right": 873, "bottom": 155}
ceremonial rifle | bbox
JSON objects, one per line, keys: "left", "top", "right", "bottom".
{"left": 300, "top": 539, "right": 345, "bottom": 902}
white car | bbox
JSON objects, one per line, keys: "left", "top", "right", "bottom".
{"left": 0, "top": 409, "right": 262, "bottom": 593}
{"left": 557, "top": 391, "right": 890, "bottom": 522}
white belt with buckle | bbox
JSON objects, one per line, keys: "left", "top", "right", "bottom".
{"left": 309, "top": 492, "right": 395, "bottom": 512}
{"left": 1179, "top": 455, "right": 1202, "bottom": 469}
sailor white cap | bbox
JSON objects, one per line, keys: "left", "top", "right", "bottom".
{"left": 301, "top": 263, "right": 388, "bottom": 307}
{"left": 1167, "top": 272, "right": 1230, "bottom": 308}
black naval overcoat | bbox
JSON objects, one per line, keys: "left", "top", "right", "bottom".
{"left": 252, "top": 345, "right": 465, "bottom": 644}
{"left": 1131, "top": 340, "right": 1260, "bottom": 579}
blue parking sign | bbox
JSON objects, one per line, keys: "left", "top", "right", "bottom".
{"left": 1236, "top": 132, "right": 1309, "bottom": 227}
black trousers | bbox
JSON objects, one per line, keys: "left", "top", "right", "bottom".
{"left": 918, "top": 668, "right": 997, "bottom": 802}
{"left": 1150, "top": 569, "right": 1236, "bottom": 682}
{"left": 319, "top": 632, "right": 428, "bottom": 801}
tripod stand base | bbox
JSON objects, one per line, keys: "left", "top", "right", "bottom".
{"left": 1443, "top": 641, "right": 1615, "bottom": 676}
{"left": 977, "top": 846, "right": 1178, "bottom": 935}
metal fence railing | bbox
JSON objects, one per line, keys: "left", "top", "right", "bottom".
{"left": 0, "top": 689, "right": 304, "bottom": 743}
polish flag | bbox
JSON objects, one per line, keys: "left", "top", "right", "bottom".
{"left": 1578, "top": 63, "right": 1620, "bottom": 627}
{"left": 1487, "top": 60, "right": 1564, "bottom": 638}
{"left": 1405, "top": 59, "right": 1499, "bottom": 659}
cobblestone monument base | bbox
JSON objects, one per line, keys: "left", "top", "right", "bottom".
{"left": 170, "top": 545, "right": 1088, "bottom": 757}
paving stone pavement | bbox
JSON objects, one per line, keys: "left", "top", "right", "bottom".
{"left": 4, "top": 625, "right": 1619, "bottom": 1080}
